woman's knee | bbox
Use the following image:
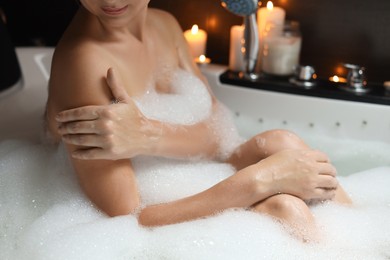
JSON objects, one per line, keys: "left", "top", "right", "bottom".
{"left": 255, "top": 129, "right": 308, "bottom": 154}
{"left": 254, "top": 194, "right": 319, "bottom": 242}
{"left": 254, "top": 194, "right": 311, "bottom": 220}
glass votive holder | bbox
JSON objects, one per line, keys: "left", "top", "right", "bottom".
{"left": 261, "top": 21, "right": 302, "bottom": 76}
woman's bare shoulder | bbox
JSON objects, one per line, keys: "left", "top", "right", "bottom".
{"left": 148, "top": 8, "right": 183, "bottom": 35}
{"left": 52, "top": 39, "right": 106, "bottom": 74}
{"left": 148, "top": 8, "right": 177, "bottom": 22}
{"left": 49, "top": 40, "right": 112, "bottom": 109}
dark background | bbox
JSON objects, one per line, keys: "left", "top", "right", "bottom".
{"left": 1, "top": 0, "right": 390, "bottom": 83}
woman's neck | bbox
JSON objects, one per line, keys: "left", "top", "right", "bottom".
{"left": 78, "top": 5, "right": 149, "bottom": 43}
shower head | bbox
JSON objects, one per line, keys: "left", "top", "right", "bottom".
{"left": 221, "top": 0, "right": 260, "bottom": 79}
{"left": 221, "top": 0, "right": 258, "bottom": 16}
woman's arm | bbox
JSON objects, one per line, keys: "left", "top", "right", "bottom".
{"left": 55, "top": 11, "right": 223, "bottom": 161}
{"left": 66, "top": 145, "right": 339, "bottom": 226}
{"left": 56, "top": 67, "right": 220, "bottom": 160}
{"left": 139, "top": 148, "right": 339, "bottom": 226}
{"left": 47, "top": 44, "right": 143, "bottom": 216}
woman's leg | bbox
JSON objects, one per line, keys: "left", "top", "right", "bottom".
{"left": 334, "top": 186, "right": 353, "bottom": 204}
{"left": 227, "top": 129, "right": 309, "bottom": 170}
{"left": 252, "top": 194, "right": 319, "bottom": 242}
{"left": 228, "top": 129, "right": 352, "bottom": 204}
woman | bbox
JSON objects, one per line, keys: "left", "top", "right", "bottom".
{"left": 46, "top": 0, "right": 351, "bottom": 241}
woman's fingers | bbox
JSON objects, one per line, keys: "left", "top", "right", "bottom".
{"left": 318, "top": 162, "right": 337, "bottom": 177}
{"left": 313, "top": 163, "right": 339, "bottom": 200}
{"left": 55, "top": 106, "right": 101, "bottom": 122}
{"left": 71, "top": 148, "right": 108, "bottom": 160}
{"left": 58, "top": 121, "right": 100, "bottom": 135}
{"left": 106, "top": 67, "right": 131, "bottom": 103}
{"left": 313, "top": 188, "right": 336, "bottom": 201}
{"left": 62, "top": 134, "right": 105, "bottom": 148}
{"left": 316, "top": 174, "right": 339, "bottom": 189}
{"left": 308, "top": 149, "right": 330, "bottom": 163}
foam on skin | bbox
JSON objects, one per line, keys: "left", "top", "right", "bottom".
{"left": 134, "top": 69, "right": 213, "bottom": 125}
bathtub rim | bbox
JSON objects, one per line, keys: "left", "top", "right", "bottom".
{"left": 201, "top": 63, "right": 390, "bottom": 143}
{"left": 0, "top": 47, "right": 53, "bottom": 142}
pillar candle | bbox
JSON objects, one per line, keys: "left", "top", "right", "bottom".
{"left": 184, "top": 24, "right": 207, "bottom": 59}
{"left": 257, "top": 1, "right": 286, "bottom": 41}
{"left": 229, "top": 25, "right": 245, "bottom": 72}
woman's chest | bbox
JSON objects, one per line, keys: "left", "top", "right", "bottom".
{"left": 111, "top": 35, "right": 181, "bottom": 97}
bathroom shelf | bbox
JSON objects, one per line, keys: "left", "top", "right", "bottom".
{"left": 220, "top": 70, "right": 390, "bottom": 106}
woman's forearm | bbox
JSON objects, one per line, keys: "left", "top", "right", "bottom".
{"left": 138, "top": 164, "right": 273, "bottom": 227}
{"left": 144, "top": 118, "right": 219, "bottom": 160}
{"left": 142, "top": 101, "right": 237, "bottom": 161}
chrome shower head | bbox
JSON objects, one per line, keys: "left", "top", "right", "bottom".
{"left": 221, "top": 0, "right": 258, "bottom": 16}
{"left": 221, "top": 0, "right": 260, "bottom": 79}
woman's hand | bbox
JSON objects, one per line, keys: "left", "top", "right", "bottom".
{"left": 240, "top": 149, "right": 339, "bottom": 202}
{"left": 56, "top": 68, "right": 161, "bottom": 160}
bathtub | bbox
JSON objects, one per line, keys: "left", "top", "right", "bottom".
{"left": 1, "top": 47, "right": 390, "bottom": 259}
{"left": 0, "top": 47, "right": 53, "bottom": 142}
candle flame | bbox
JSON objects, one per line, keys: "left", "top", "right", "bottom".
{"left": 195, "top": 55, "right": 210, "bottom": 64}
{"left": 267, "top": 1, "right": 274, "bottom": 10}
{"left": 191, "top": 24, "right": 199, "bottom": 34}
{"left": 329, "top": 75, "right": 347, "bottom": 83}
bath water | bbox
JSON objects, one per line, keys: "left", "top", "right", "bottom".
{"left": 1, "top": 69, "right": 390, "bottom": 259}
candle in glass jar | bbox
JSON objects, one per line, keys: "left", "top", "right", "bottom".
{"left": 229, "top": 25, "right": 245, "bottom": 72}
{"left": 262, "top": 36, "right": 302, "bottom": 76}
{"left": 184, "top": 24, "right": 207, "bottom": 59}
{"left": 261, "top": 21, "right": 302, "bottom": 76}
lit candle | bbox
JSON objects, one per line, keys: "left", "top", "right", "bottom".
{"left": 184, "top": 24, "right": 207, "bottom": 59}
{"left": 195, "top": 55, "right": 211, "bottom": 65}
{"left": 261, "top": 35, "right": 302, "bottom": 76}
{"left": 329, "top": 75, "right": 347, "bottom": 83}
{"left": 261, "top": 21, "right": 302, "bottom": 76}
{"left": 257, "top": 1, "right": 286, "bottom": 41}
{"left": 229, "top": 25, "right": 245, "bottom": 72}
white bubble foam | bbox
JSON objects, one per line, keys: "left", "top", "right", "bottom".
{"left": 132, "top": 156, "right": 235, "bottom": 205}
{"left": 208, "top": 102, "right": 245, "bottom": 160}
{"left": 2, "top": 137, "right": 390, "bottom": 259}
{"left": 2, "top": 71, "right": 390, "bottom": 259}
{"left": 134, "top": 69, "right": 244, "bottom": 161}
{"left": 134, "top": 69, "right": 212, "bottom": 125}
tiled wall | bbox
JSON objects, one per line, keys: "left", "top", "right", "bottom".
{"left": 3, "top": 0, "right": 390, "bottom": 83}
